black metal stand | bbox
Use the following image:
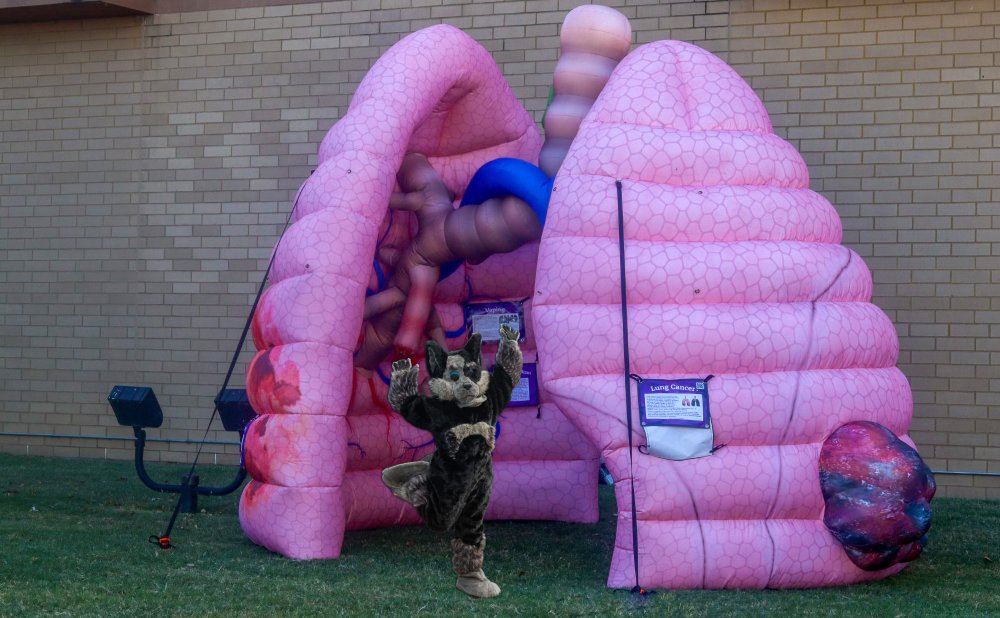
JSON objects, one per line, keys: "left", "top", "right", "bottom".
{"left": 131, "top": 427, "right": 247, "bottom": 513}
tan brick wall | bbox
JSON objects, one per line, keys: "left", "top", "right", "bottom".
{"left": 1, "top": 0, "right": 997, "bottom": 497}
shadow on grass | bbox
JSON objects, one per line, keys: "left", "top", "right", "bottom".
{"left": 0, "top": 453, "right": 998, "bottom": 617}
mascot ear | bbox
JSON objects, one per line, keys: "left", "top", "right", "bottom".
{"left": 464, "top": 332, "right": 482, "bottom": 364}
{"left": 425, "top": 340, "right": 448, "bottom": 377}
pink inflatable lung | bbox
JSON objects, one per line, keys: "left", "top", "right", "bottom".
{"left": 533, "top": 39, "right": 918, "bottom": 588}
{"left": 241, "top": 24, "right": 597, "bottom": 560}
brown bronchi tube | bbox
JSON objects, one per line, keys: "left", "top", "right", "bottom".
{"left": 354, "top": 153, "right": 541, "bottom": 370}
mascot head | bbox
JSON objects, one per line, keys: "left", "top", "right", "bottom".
{"left": 426, "top": 333, "right": 489, "bottom": 408}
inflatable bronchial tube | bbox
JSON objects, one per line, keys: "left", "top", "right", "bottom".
{"left": 539, "top": 5, "right": 632, "bottom": 177}
{"left": 533, "top": 39, "right": 929, "bottom": 589}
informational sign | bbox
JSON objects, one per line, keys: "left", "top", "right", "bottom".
{"left": 464, "top": 301, "right": 525, "bottom": 343}
{"left": 507, "top": 363, "right": 538, "bottom": 407}
{"left": 638, "top": 378, "right": 710, "bottom": 428}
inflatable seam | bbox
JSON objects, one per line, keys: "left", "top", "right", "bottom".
{"left": 542, "top": 358, "right": 900, "bottom": 380}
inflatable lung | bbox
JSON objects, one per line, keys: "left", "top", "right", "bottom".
{"left": 241, "top": 24, "right": 597, "bottom": 560}
{"left": 533, "top": 39, "right": 924, "bottom": 588}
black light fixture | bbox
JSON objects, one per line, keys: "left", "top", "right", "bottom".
{"left": 215, "top": 388, "right": 257, "bottom": 433}
{"left": 108, "top": 385, "right": 163, "bottom": 429}
{"left": 107, "top": 385, "right": 252, "bottom": 513}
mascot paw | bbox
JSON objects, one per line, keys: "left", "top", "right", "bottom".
{"left": 495, "top": 326, "right": 523, "bottom": 385}
{"left": 401, "top": 474, "right": 428, "bottom": 508}
{"left": 452, "top": 538, "right": 500, "bottom": 598}
{"left": 391, "top": 358, "right": 414, "bottom": 374}
{"left": 499, "top": 324, "right": 518, "bottom": 341}
{"left": 381, "top": 461, "right": 430, "bottom": 508}
{"left": 388, "top": 359, "right": 420, "bottom": 411}
{"left": 456, "top": 570, "right": 501, "bottom": 599}
{"left": 444, "top": 422, "right": 495, "bottom": 458}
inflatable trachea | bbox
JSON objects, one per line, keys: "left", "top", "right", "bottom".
{"left": 533, "top": 40, "right": 924, "bottom": 589}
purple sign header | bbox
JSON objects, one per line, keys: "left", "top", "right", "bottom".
{"left": 638, "top": 378, "right": 710, "bottom": 428}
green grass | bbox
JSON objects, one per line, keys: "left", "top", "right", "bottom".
{"left": 0, "top": 453, "right": 998, "bottom": 618}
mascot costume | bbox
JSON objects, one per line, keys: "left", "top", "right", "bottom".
{"left": 381, "top": 325, "right": 522, "bottom": 598}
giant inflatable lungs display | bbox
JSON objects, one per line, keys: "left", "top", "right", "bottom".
{"left": 533, "top": 39, "right": 932, "bottom": 588}
{"left": 240, "top": 4, "right": 933, "bottom": 590}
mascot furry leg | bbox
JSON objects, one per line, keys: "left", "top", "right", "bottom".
{"left": 381, "top": 326, "right": 522, "bottom": 598}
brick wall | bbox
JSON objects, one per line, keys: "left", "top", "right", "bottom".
{"left": 1, "top": 0, "right": 997, "bottom": 497}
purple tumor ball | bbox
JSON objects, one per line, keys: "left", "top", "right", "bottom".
{"left": 819, "top": 421, "right": 936, "bottom": 571}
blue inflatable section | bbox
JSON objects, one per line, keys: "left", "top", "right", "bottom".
{"left": 458, "top": 158, "right": 553, "bottom": 225}
{"left": 440, "top": 158, "right": 554, "bottom": 280}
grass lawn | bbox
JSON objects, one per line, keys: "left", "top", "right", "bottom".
{"left": 0, "top": 452, "right": 998, "bottom": 617}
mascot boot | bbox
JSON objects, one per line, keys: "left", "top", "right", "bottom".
{"left": 381, "top": 460, "right": 429, "bottom": 507}
{"left": 451, "top": 537, "right": 501, "bottom": 598}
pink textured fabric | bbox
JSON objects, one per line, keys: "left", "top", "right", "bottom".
{"left": 241, "top": 25, "right": 597, "bottom": 560}
{"left": 533, "top": 40, "right": 919, "bottom": 588}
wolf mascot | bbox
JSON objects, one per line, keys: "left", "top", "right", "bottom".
{"left": 381, "top": 325, "right": 522, "bottom": 598}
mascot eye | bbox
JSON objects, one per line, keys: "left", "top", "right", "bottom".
{"left": 449, "top": 370, "right": 461, "bottom": 381}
